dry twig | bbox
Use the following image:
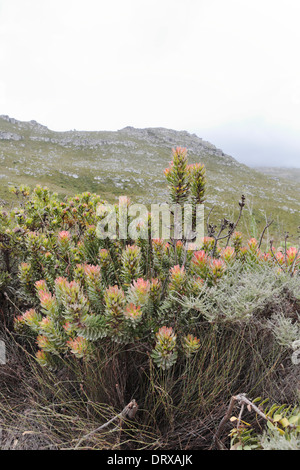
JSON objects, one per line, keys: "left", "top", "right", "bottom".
{"left": 74, "top": 399, "right": 138, "bottom": 449}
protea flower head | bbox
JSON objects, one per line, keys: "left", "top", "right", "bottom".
{"left": 152, "top": 238, "right": 168, "bottom": 260}
{"left": 156, "top": 326, "right": 177, "bottom": 350}
{"left": 210, "top": 258, "right": 226, "bottom": 280}
{"left": 130, "top": 278, "right": 150, "bottom": 306}
{"left": 191, "top": 250, "right": 209, "bottom": 278}
{"left": 84, "top": 264, "right": 101, "bottom": 281}
{"left": 152, "top": 238, "right": 165, "bottom": 249}
{"left": 36, "top": 335, "right": 51, "bottom": 351}
{"left": 54, "top": 277, "right": 68, "bottom": 293}
{"left": 286, "top": 247, "right": 299, "bottom": 266}
{"left": 248, "top": 238, "right": 258, "bottom": 250}
{"left": 182, "top": 334, "right": 200, "bottom": 357}
{"left": 39, "top": 291, "right": 57, "bottom": 311}
{"left": 35, "top": 279, "right": 49, "bottom": 294}
{"left": 220, "top": 246, "right": 235, "bottom": 263}
{"left": 275, "top": 251, "right": 285, "bottom": 265}
{"left": 104, "top": 285, "right": 126, "bottom": 320}
{"left": 192, "top": 250, "right": 207, "bottom": 266}
{"left": 14, "top": 315, "right": 25, "bottom": 329}
{"left": 36, "top": 349, "right": 49, "bottom": 367}
{"left": 169, "top": 265, "right": 186, "bottom": 292}
{"left": 39, "top": 317, "right": 52, "bottom": 331}
{"left": 36, "top": 349, "right": 47, "bottom": 361}
{"left": 124, "top": 303, "right": 142, "bottom": 326}
{"left": 67, "top": 337, "right": 90, "bottom": 359}
{"left": 188, "top": 162, "right": 206, "bottom": 205}
{"left": 164, "top": 147, "right": 190, "bottom": 205}
{"left": 151, "top": 326, "right": 178, "bottom": 370}
{"left": 58, "top": 230, "right": 71, "bottom": 245}
{"left": 19, "top": 308, "right": 42, "bottom": 329}
{"left": 151, "top": 326, "right": 177, "bottom": 365}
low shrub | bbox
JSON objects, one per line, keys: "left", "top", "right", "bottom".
{"left": 0, "top": 147, "right": 299, "bottom": 449}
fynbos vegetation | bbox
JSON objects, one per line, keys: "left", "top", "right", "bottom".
{"left": 0, "top": 147, "right": 299, "bottom": 450}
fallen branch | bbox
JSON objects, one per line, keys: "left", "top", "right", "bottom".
{"left": 75, "top": 399, "right": 138, "bottom": 449}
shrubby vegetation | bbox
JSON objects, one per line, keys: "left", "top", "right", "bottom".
{"left": 0, "top": 147, "right": 299, "bottom": 450}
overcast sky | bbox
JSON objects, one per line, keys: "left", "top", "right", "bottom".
{"left": 0, "top": 0, "right": 300, "bottom": 167}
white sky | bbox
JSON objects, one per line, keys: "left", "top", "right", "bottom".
{"left": 0, "top": 0, "right": 300, "bottom": 167}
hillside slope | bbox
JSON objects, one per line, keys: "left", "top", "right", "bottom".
{"left": 255, "top": 166, "right": 300, "bottom": 184}
{"left": 0, "top": 115, "right": 299, "bottom": 240}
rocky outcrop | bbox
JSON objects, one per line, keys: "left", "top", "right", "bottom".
{"left": 0, "top": 131, "right": 23, "bottom": 141}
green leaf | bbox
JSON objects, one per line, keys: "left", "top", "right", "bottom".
{"left": 253, "top": 397, "right": 262, "bottom": 404}
{"left": 289, "top": 415, "right": 299, "bottom": 425}
{"left": 267, "top": 420, "right": 276, "bottom": 430}
{"left": 279, "top": 417, "right": 290, "bottom": 428}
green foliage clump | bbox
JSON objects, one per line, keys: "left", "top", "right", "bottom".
{"left": 229, "top": 398, "right": 300, "bottom": 451}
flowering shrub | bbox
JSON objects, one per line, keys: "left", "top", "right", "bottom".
{"left": 0, "top": 148, "right": 298, "bottom": 375}
{"left": 0, "top": 148, "right": 299, "bottom": 451}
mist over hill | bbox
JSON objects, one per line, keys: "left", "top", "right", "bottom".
{"left": 0, "top": 115, "right": 299, "bottom": 239}
{"left": 255, "top": 166, "right": 300, "bottom": 184}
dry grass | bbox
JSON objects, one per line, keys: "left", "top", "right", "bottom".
{"left": 0, "top": 297, "right": 298, "bottom": 451}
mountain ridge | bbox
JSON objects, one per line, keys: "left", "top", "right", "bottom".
{"left": 0, "top": 114, "right": 238, "bottom": 162}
